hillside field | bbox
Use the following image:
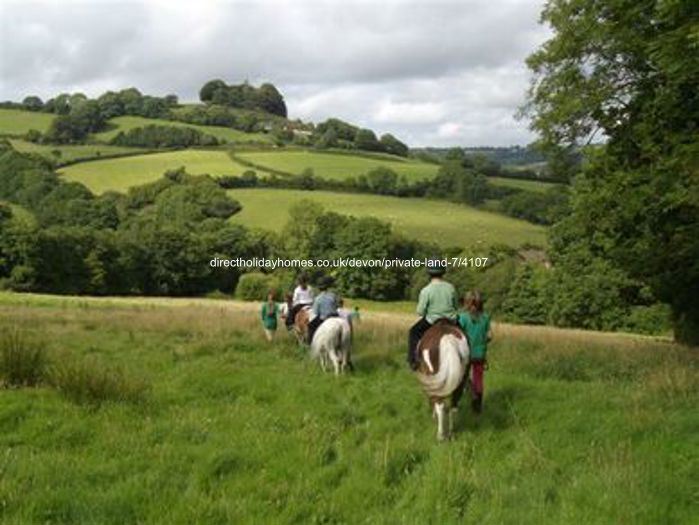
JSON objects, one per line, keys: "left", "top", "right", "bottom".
{"left": 488, "top": 176, "right": 560, "bottom": 194}
{"left": 91, "top": 116, "right": 273, "bottom": 144}
{"left": 0, "top": 108, "right": 55, "bottom": 136}
{"left": 0, "top": 292, "right": 694, "bottom": 525}
{"left": 235, "top": 150, "right": 440, "bottom": 180}
{"left": 9, "top": 139, "right": 142, "bottom": 164}
{"left": 59, "top": 150, "right": 248, "bottom": 194}
{"left": 229, "top": 188, "right": 547, "bottom": 249}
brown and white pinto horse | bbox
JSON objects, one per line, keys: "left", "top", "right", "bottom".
{"left": 294, "top": 306, "right": 311, "bottom": 345}
{"left": 415, "top": 321, "right": 469, "bottom": 441}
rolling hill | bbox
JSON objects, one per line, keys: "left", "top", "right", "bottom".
{"left": 0, "top": 108, "right": 55, "bottom": 135}
{"left": 91, "top": 115, "right": 273, "bottom": 144}
{"left": 229, "top": 188, "right": 547, "bottom": 249}
{"left": 59, "top": 150, "right": 247, "bottom": 194}
{"left": 235, "top": 150, "right": 440, "bottom": 180}
{"left": 8, "top": 139, "right": 142, "bottom": 164}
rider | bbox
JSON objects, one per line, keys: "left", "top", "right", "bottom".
{"left": 307, "top": 275, "right": 339, "bottom": 344}
{"left": 407, "top": 258, "right": 459, "bottom": 370}
{"left": 287, "top": 274, "right": 314, "bottom": 328}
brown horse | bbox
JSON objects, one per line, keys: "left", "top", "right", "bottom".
{"left": 294, "top": 306, "right": 311, "bottom": 345}
{"left": 415, "top": 321, "right": 469, "bottom": 441}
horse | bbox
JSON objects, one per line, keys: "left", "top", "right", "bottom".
{"left": 414, "top": 321, "right": 469, "bottom": 441}
{"left": 293, "top": 306, "right": 311, "bottom": 345}
{"left": 310, "top": 317, "right": 352, "bottom": 375}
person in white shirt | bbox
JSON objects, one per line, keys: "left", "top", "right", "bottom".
{"left": 287, "top": 274, "right": 314, "bottom": 328}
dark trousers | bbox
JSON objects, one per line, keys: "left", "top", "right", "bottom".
{"left": 408, "top": 318, "right": 432, "bottom": 367}
{"left": 307, "top": 313, "right": 338, "bottom": 344}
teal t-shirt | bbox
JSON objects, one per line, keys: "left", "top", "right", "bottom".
{"left": 458, "top": 311, "right": 491, "bottom": 360}
{"left": 261, "top": 302, "right": 279, "bottom": 330}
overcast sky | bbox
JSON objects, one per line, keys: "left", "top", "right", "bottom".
{"left": 0, "top": 0, "right": 550, "bottom": 147}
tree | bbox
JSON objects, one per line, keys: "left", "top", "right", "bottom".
{"left": 200, "top": 79, "right": 228, "bottom": 102}
{"left": 354, "top": 128, "right": 381, "bottom": 152}
{"left": 523, "top": 0, "right": 699, "bottom": 343}
{"left": 22, "top": 96, "right": 43, "bottom": 111}
{"left": 380, "top": 133, "right": 408, "bottom": 157}
{"left": 256, "top": 83, "right": 287, "bottom": 117}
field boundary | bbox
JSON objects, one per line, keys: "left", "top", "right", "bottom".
{"left": 0, "top": 291, "right": 673, "bottom": 345}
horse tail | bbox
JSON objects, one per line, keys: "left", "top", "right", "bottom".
{"left": 417, "top": 334, "right": 467, "bottom": 398}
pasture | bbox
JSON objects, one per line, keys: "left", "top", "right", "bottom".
{"left": 9, "top": 139, "right": 142, "bottom": 164}
{"left": 488, "top": 176, "right": 560, "bottom": 194}
{"left": 229, "top": 188, "right": 547, "bottom": 249}
{"left": 59, "top": 150, "right": 248, "bottom": 194}
{"left": 0, "top": 109, "right": 55, "bottom": 136}
{"left": 0, "top": 292, "right": 695, "bottom": 525}
{"left": 91, "top": 116, "right": 273, "bottom": 144}
{"left": 235, "top": 150, "right": 440, "bottom": 180}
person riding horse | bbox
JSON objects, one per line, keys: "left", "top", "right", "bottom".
{"left": 408, "top": 259, "right": 460, "bottom": 371}
{"left": 287, "top": 274, "right": 314, "bottom": 329}
{"left": 307, "top": 276, "right": 339, "bottom": 345}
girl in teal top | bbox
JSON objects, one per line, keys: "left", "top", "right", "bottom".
{"left": 260, "top": 290, "right": 279, "bottom": 342}
{"left": 457, "top": 291, "right": 492, "bottom": 413}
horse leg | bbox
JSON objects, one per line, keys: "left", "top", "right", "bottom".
{"left": 330, "top": 348, "right": 340, "bottom": 376}
{"left": 435, "top": 401, "right": 447, "bottom": 441}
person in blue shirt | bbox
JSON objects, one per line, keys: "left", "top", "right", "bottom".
{"left": 307, "top": 275, "right": 339, "bottom": 344}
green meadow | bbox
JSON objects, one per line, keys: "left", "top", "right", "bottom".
{"left": 8, "top": 139, "right": 142, "bottom": 164}
{"left": 59, "top": 150, "right": 247, "bottom": 194}
{"left": 229, "top": 188, "right": 547, "bottom": 249}
{"left": 236, "top": 150, "right": 440, "bottom": 180}
{"left": 0, "top": 108, "right": 55, "bottom": 136}
{"left": 0, "top": 292, "right": 694, "bottom": 525}
{"left": 91, "top": 116, "right": 273, "bottom": 144}
{"left": 488, "top": 176, "right": 559, "bottom": 194}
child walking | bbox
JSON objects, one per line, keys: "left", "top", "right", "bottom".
{"left": 458, "top": 291, "right": 492, "bottom": 413}
{"left": 260, "top": 290, "right": 280, "bottom": 342}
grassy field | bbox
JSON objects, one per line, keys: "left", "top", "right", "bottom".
{"left": 236, "top": 150, "right": 440, "bottom": 180}
{"left": 488, "top": 176, "right": 560, "bottom": 194}
{"left": 229, "top": 188, "right": 547, "bottom": 249}
{"left": 9, "top": 139, "right": 142, "bottom": 164}
{"left": 91, "top": 116, "right": 272, "bottom": 144}
{"left": 59, "top": 150, "right": 248, "bottom": 194}
{"left": 0, "top": 109, "right": 55, "bottom": 136}
{"left": 0, "top": 291, "right": 695, "bottom": 525}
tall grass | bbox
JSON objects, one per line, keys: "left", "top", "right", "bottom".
{"left": 0, "top": 328, "right": 46, "bottom": 387}
{"left": 0, "top": 295, "right": 695, "bottom": 525}
{"left": 49, "top": 358, "right": 148, "bottom": 406}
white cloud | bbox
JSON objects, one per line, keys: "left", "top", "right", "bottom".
{"left": 0, "top": 0, "right": 550, "bottom": 146}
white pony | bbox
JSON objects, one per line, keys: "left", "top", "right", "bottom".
{"left": 310, "top": 317, "right": 352, "bottom": 375}
{"left": 415, "top": 322, "right": 469, "bottom": 441}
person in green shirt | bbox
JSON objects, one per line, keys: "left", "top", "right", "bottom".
{"left": 260, "top": 290, "right": 280, "bottom": 342}
{"left": 407, "top": 260, "right": 459, "bottom": 370}
{"left": 457, "top": 291, "right": 492, "bottom": 413}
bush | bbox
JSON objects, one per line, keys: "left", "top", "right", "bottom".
{"left": 235, "top": 272, "right": 281, "bottom": 301}
{"left": 110, "top": 125, "right": 219, "bottom": 148}
{"left": 622, "top": 304, "right": 672, "bottom": 336}
{"left": 0, "top": 329, "right": 47, "bottom": 387}
{"left": 49, "top": 358, "right": 147, "bottom": 406}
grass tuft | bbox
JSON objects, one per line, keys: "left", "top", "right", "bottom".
{"left": 0, "top": 328, "right": 47, "bottom": 387}
{"left": 49, "top": 358, "right": 148, "bottom": 406}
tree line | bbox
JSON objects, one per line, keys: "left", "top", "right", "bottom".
{"left": 0, "top": 140, "right": 670, "bottom": 336}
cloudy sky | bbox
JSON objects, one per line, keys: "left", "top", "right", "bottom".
{"left": 0, "top": 0, "right": 550, "bottom": 147}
